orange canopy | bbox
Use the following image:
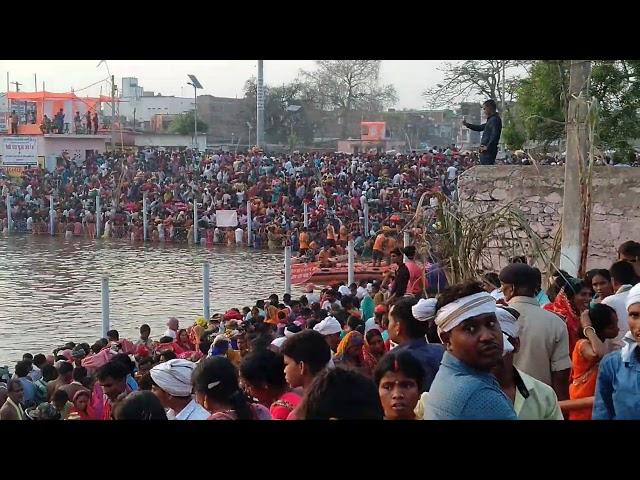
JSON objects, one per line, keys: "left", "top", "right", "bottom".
{"left": 7, "top": 91, "right": 115, "bottom": 103}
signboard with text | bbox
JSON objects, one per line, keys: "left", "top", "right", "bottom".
{"left": 1, "top": 136, "right": 38, "bottom": 165}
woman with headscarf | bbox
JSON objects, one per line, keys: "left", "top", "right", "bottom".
{"left": 334, "top": 331, "right": 368, "bottom": 376}
{"left": 67, "top": 390, "right": 96, "bottom": 420}
{"left": 362, "top": 329, "right": 387, "bottom": 376}
{"left": 192, "top": 357, "right": 272, "bottom": 420}
{"left": 593, "top": 283, "right": 640, "bottom": 419}
{"left": 175, "top": 329, "right": 195, "bottom": 352}
{"left": 544, "top": 277, "right": 593, "bottom": 355}
{"left": 424, "top": 281, "right": 517, "bottom": 420}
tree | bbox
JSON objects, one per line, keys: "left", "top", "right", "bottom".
{"left": 300, "top": 60, "right": 398, "bottom": 138}
{"left": 243, "top": 76, "right": 315, "bottom": 146}
{"left": 510, "top": 60, "right": 640, "bottom": 159}
{"left": 170, "top": 111, "right": 208, "bottom": 135}
{"left": 514, "top": 61, "right": 568, "bottom": 147}
{"left": 423, "top": 60, "right": 531, "bottom": 110}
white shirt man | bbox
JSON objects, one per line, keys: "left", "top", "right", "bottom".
{"left": 602, "top": 283, "right": 634, "bottom": 349}
{"left": 447, "top": 165, "right": 457, "bottom": 180}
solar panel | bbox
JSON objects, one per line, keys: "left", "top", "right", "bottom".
{"left": 187, "top": 74, "right": 203, "bottom": 89}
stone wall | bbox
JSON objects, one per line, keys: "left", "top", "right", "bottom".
{"left": 457, "top": 165, "right": 640, "bottom": 269}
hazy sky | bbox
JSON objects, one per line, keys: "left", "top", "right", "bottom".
{"left": 0, "top": 60, "right": 447, "bottom": 110}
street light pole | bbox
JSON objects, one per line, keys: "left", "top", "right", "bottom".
{"left": 187, "top": 75, "right": 204, "bottom": 151}
{"left": 256, "top": 60, "right": 265, "bottom": 149}
{"left": 193, "top": 83, "right": 198, "bottom": 150}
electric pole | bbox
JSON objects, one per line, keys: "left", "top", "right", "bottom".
{"left": 11, "top": 81, "right": 21, "bottom": 92}
{"left": 111, "top": 75, "right": 116, "bottom": 151}
{"left": 256, "top": 60, "right": 265, "bottom": 149}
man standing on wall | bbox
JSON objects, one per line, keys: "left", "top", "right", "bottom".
{"left": 10, "top": 110, "right": 19, "bottom": 135}
{"left": 462, "top": 99, "right": 502, "bottom": 166}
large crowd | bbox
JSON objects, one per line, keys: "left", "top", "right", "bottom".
{"left": 0, "top": 147, "right": 470, "bottom": 262}
{"left": 1, "top": 236, "right": 639, "bottom": 420}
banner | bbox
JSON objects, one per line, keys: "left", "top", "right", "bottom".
{"left": 1, "top": 136, "right": 38, "bottom": 165}
{"left": 291, "top": 262, "right": 320, "bottom": 285}
{"left": 215, "top": 209, "right": 238, "bottom": 227}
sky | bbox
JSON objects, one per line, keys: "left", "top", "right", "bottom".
{"left": 0, "top": 60, "right": 447, "bottom": 110}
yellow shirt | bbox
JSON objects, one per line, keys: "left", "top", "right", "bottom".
{"left": 514, "top": 368, "right": 563, "bottom": 420}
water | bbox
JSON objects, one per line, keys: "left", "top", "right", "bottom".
{"left": 0, "top": 235, "right": 302, "bottom": 367}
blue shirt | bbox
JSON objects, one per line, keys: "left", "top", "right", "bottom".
{"left": 126, "top": 374, "right": 139, "bottom": 392}
{"left": 535, "top": 290, "right": 550, "bottom": 307}
{"left": 593, "top": 349, "right": 640, "bottom": 420}
{"left": 18, "top": 377, "right": 37, "bottom": 408}
{"left": 425, "top": 351, "right": 517, "bottom": 420}
{"left": 394, "top": 339, "right": 445, "bottom": 392}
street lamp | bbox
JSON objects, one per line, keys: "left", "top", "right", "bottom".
{"left": 246, "top": 122, "right": 252, "bottom": 148}
{"left": 187, "top": 74, "right": 203, "bottom": 150}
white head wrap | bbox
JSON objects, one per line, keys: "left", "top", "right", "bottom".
{"left": 496, "top": 307, "right": 520, "bottom": 339}
{"left": 271, "top": 337, "right": 287, "bottom": 349}
{"left": 150, "top": 359, "right": 196, "bottom": 397}
{"left": 434, "top": 292, "right": 496, "bottom": 338}
{"left": 284, "top": 325, "right": 301, "bottom": 338}
{"left": 338, "top": 285, "right": 351, "bottom": 296}
{"left": 502, "top": 333, "right": 514, "bottom": 356}
{"left": 412, "top": 298, "right": 437, "bottom": 323}
{"left": 313, "top": 316, "right": 342, "bottom": 336}
{"left": 625, "top": 283, "right": 640, "bottom": 311}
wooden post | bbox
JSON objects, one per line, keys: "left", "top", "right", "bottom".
{"left": 560, "top": 60, "right": 591, "bottom": 277}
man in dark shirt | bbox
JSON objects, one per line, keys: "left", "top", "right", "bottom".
{"left": 388, "top": 248, "right": 409, "bottom": 302}
{"left": 462, "top": 99, "right": 502, "bottom": 165}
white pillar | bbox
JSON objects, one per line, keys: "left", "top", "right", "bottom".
{"left": 5, "top": 194, "right": 11, "bottom": 233}
{"left": 193, "top": 198, "right": 198, "bottom": 244}
{"left": 203, "top": 262, "right": 211, "bottom": 320}
{"left": 246, "top": 200, "right": 252, "bottom": 247}
{"left": 284, "top": 245, "right": 292, "bottom": 295}
{"left": 348, "top": 239, "right": 355, "bottom": 286}
{"left": 143, "top": 193, "right": 148, "bottom": 242}
{"left": 95, "top": 195, "right": 101, "bottom": 238}
{"left": 101, "top": 275, "right": 110, "bottom": 338}
{"left": 403, "top": 230, "right": 411, "bottom": 262}
{"left": 49, "top": 195, "right": 55, "bottom": 236}
{"left": 303, "top": 202, "right": 309, "bottom": 228}
{"left": 364, "top": 201, "right": 369, "bottom": 237}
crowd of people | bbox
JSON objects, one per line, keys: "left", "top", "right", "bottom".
{"left": 1, "top": 237, "right": 639, "bottom": 420}
{"left": 0, "top": 147, "right": 470, "bottom": 263}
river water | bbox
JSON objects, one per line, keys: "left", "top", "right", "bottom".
{"left": 0, "top": 235, "right": 302, "bottom": 366}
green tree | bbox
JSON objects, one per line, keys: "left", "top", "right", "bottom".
{"left": 514, "top": 61, "right": 568, "bottom": 147}
{"left": 511, "top": 60, "right": 640, "bottom": 159}
{"left": 170, "top": 111, "right": 208, "bottom": 135}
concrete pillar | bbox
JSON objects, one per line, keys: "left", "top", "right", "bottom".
{"left": 101, "top": 275, "right": 110, "bottom": 338}
{"left": 284, "top": 245, "right": 292, "bottom": 295}
{"left": 348, "top": 239, "right": 355, "bottom": 286}
{"left": 203, "top": 262, "right": 211, "bottom": 320}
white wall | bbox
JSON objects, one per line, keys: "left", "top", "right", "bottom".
{"left": 118, "top": 96, "right": 195, "bottom": 122}
{"left": 133, "top": 133, "right": 206, "bottom": 150}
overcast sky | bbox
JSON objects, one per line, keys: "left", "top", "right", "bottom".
{"left": 0, "top": 60, "right": 447, "bottom": 110}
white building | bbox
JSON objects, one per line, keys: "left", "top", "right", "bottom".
{"left": 117, "top": 77, "right": 195, "bottom": 125}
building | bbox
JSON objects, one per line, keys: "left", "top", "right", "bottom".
{"left": 117, "top": 77, "right": 195, "bottom": 129}
{"left": 0, "top": 91, "right": 110, "bottom": 170}
{"left": 456, "top": 102, "right": 482, "bottom": 147}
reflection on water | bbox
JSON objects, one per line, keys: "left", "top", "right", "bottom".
{"left": 0, "top": 235, "right": 301, "bottom": 366}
